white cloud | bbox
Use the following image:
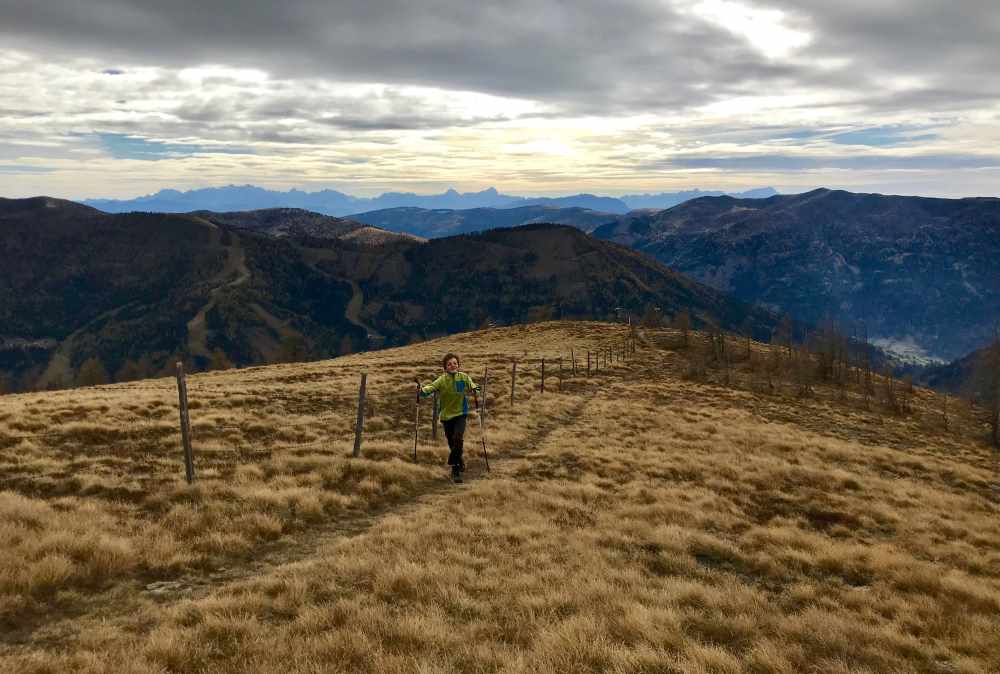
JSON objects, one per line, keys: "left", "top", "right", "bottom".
{"left": 687, "top": 0, "right": 811, "bottom": 59}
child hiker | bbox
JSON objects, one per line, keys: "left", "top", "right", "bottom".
{"left": 416, "top": 353, "right": 479, "bottom": 483}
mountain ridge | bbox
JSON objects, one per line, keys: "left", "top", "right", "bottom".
{"left": 591, "top": 188, "right": 1000, "bottom": 361}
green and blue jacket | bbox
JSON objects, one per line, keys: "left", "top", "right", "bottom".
{"left": 420, "top": 371, "right": 479, "bottom": 421}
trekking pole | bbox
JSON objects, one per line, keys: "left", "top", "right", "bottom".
{"left": 412, "top": 378, "right": 421, "bottom": 462}
{"left": 473, "top": 382, "right": 491, "bottom": 472}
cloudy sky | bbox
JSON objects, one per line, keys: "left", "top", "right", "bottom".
{"left": 1, "top": 0, "right": 998, "bottom": 199}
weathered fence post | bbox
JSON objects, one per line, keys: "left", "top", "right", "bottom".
{"left": 175, "top": 362, "right": 195, "bottom": 484}
{"left": 559, "top": 358, "right": 563, "bottom": 391}
{"left": 432, "top": 391, "right": 439, "bottom": 439}
{"left": 353, "top": 371, "right": 367, "bottom": 457}
{"left": 412, "top": 380, "right": 420, "bottom": 462}
{"left": 571, "top": 348, "right": 576, "bottom": 376}
{"left": 587, "top": 350, "right": 591, "bottom": 375}
{"left": 541, "top": 358, "right": 546, "bottom": 393}
{"left": 510, "top": 360, "right": 517, "bottom": 406}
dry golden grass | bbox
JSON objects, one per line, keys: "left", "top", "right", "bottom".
{"left": 1, "top": 321, "right": 998, "bottom": 673}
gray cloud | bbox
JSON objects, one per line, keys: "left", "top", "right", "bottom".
{"left": 767, "top": 0, "right": 1000, "bottom": 110}
{"left": 2, "top": 1, "right": 996, "bottom": 120}
{"left": 0, "top": 0, "right": 817, "bottom": 114}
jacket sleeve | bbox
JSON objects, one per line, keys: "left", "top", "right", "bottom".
{"left": 420, "top": 375, "right": 442, "bottom": 398}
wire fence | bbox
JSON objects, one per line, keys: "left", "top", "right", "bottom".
{"left": 1, "top": 331, "right": 640, "bottom": 483}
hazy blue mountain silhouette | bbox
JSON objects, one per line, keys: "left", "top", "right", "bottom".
{"left": 83, "top": 185, "right": 776, "bottom": 216}
{"left": 619, "top": 187, "right": 777, "bottom": 210}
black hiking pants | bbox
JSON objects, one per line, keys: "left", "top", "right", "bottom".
{"left": 442, "top": 415, "right": 467, "bottom": 472}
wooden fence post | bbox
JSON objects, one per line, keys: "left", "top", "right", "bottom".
{"left": 559, "top": 358, "right": 563, "bottom": 391}
{"left": 175, "top": 362, "right": 195, "bottom": 484}
{"left": 510, "top": 360, "right": 517, "bottom": 406}
{"left": 541, "top": 358, "right": 546, "bottom": 393}
{"left": 587, "top": 350, "right": 591, "bottom": 375}
{"left": 432, "top": 391, "right": 439, "bottom": 439}
{"left": 571, "top": 348, "right": 576, "bottom": 376}
{"left": 353, "top": 371, "right": 367, "bottom": 457}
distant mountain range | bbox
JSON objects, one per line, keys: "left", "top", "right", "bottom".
{"left": 591, "top": 188, "right": 1000, "bottom": 362}
{"left": 0, "top": 197, "right": 778, "bottom": 392}
{"left": 82, "top": 185, "right": 778, "bottom": 216}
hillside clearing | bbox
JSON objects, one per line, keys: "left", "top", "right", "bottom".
{"left": 1, "top": 321, "right": 998, "bottom": 673}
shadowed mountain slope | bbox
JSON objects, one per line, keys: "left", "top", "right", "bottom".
{"left": 313, "top": 223, "right": 780, "bottom": 342}
{"left": 1, "top": 199, "right": 776, "bottom": 392}
{"left": 593, "top": 188, "right": 1000, "bottom": 361}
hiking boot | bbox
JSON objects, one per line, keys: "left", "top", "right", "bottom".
{"left": 451, "top": 467, "right": 463, "bottom": 483}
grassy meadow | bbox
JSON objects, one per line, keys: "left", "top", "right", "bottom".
{"left": 1, "top": 321, "right": 998, "bottom": 673}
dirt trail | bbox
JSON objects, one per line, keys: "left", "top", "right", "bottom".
{"left": 186, "top": 231, "right": 250, "bottom": 359}
{"left": 344, "top": 280, "right": 383, "bottom": 340}
{"left": 35, "top": 301, "right": 141, "bottom": 389}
